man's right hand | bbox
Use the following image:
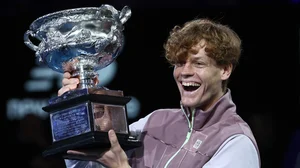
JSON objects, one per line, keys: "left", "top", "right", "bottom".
{"left": 58, "top": 72, "right": 79, "bottom": 96}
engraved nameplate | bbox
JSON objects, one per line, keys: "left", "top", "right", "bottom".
{"left": 50, "top": 103, "right": 91, "bottom": 142}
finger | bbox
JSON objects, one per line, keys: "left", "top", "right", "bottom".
{"left": 67, "top": 148, "right": 108, "bottom": 156}
{"left": 63, "top": 72, "right": 72, "bottom": 78}
{"left": 108, "top": 130, "right": 121, "bottom": 150}
{"left": 58, "top": 83, "right": 78, "bottom": 96}
{"left": 64, "top": 151, "right": 99, "bottom": 161}
{"left": 58, "top": 87, "right": 70, "bottom": 96}
{"left": 67, "top": 150, "right": 87, "bottom": 156}
{"left": 62, "top": 78, "right": 79, "bottom": 86}
{"left": 93, "top": 76, "right": 100, "bottom": 85}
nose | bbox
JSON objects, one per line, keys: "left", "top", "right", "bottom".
{"left": 181, "top": 63, "right": 194, "bottom": 76}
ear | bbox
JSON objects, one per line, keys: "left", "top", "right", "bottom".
{"left": 220, "top": 64, "right": 233, "bottom": 80}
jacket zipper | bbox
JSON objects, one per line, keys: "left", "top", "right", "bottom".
{"left": 163, "top": 107, "right": 195, "bottom": 168}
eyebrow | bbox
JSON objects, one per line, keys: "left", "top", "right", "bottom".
{"left": 191, "top": 56, "right": 206, "bottom": 62}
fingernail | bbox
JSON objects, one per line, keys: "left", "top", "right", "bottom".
{"left": 109, "top": 129, "right": 115, "bottom": 136}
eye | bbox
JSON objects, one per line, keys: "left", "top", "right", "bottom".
{"left": 194, "top": 61, "right": 205, "bottom": 67}
{"left": 174, "top": 61, "right": 186, "bottom": 67}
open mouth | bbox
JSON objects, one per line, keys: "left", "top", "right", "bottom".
{"left": 182, "top": 82, "right": 200, "bottom": 92}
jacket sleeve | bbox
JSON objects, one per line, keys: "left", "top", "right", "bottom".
{"left": 203, "top": 134, "right": 260, "bottom": 168}
{"left": 128, "top": 111, "right": 154, "bottom": 138}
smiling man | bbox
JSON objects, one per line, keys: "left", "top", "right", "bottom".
{"left": 172, "top": 40, "right": 229, "bottom": 112}
{"left": 60, "top": 18, "right": 260, "bottom": 168}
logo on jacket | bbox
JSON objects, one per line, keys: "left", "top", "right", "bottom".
{"left": 193, "top": 139, "right": 203, "bottom": 149}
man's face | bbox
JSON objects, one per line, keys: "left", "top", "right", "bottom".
{"left": 173, "top": 43, "right": 231, "bottom": 111}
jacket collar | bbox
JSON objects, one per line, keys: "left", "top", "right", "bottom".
{"left": 181, "top": 89, "right": 237, "bottom": 130}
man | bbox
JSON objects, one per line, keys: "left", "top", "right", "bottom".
{"left": 59, "top": 18, "right": 260, "bottom": 168}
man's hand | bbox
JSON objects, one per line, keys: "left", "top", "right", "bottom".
{"left": 58, "top": 72, "right": 79, "bottom": 96}
{"left": 58, "top": 72, "right": 99, "bottom": 96}
{"left": 67, "top": 130, "right": 131, "bottom": 168}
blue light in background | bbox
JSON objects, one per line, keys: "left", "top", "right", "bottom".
{"left": 96, "top": 60, "right": 118, "bottom": 87}
{"left": 126, "top": 96, "right": 141, "bottom": 119}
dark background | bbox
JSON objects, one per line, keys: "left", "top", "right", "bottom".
{"left": 1, "top": 0, "right": 299, "bottom": 167}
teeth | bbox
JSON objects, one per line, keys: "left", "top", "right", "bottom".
{"left": 182, "top": 82, "right": 200, "bottom": 87}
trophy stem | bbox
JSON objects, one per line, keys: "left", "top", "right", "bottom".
{"left": 72, "top": 64, "right": 97, "bottom": 89}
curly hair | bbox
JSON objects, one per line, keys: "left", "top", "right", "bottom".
{"left": 164, "top": 18, "right": 241, "bottom": 68}
{"left": 163, "top": 18, "right": 241, "bottom": 90}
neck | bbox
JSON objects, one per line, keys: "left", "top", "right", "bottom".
{"left": 196, "top": 90, "right": 226, "bottom": 112}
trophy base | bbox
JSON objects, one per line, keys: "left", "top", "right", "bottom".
{"left": 42, "top": 87, "right": 142, "bottom": 158}
{"left": 42, "top": 131, "right": 142, "bottom": 158}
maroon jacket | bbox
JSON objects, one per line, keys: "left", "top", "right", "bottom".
{"left": 129, "top": 90, "right": 260, "bottom": 168}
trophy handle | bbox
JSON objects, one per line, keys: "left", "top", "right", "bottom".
{"left": 24, "top": 30, "right": 39, "bottom": 51}
{"left": 119, "top": 6, "right": 131, "bottom": 24}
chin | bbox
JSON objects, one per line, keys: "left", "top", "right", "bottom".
{"left": 181, "top": 101, "right": 198, "bottom": 108}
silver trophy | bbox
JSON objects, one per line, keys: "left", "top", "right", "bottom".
{"left": 24, "top": 4, "right": 141, "bottom": 158}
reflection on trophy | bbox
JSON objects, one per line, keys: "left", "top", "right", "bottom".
{"left": 94, "top": 104, "right": 113, "bottom": 132}
{"left": 23, "top": 4, "right": 141, "bottom": 158}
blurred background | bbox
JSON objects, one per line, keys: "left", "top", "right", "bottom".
{"left": 1, "top": 0, "right": 299, "bottom": 167}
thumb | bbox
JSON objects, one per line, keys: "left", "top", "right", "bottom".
{"left": 108, "top": 129, "right": 121, "bottom": 149}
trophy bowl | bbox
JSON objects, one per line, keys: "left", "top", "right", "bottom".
{"left": 24, "top": 4, "right": 141, "bottom": 158}
{"left": 24, "top": 4, "right": 131, "bottom": 74}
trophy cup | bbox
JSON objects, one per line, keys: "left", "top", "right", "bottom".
{"left": 23, "top": 4, "right": 141, "bottom": 158}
